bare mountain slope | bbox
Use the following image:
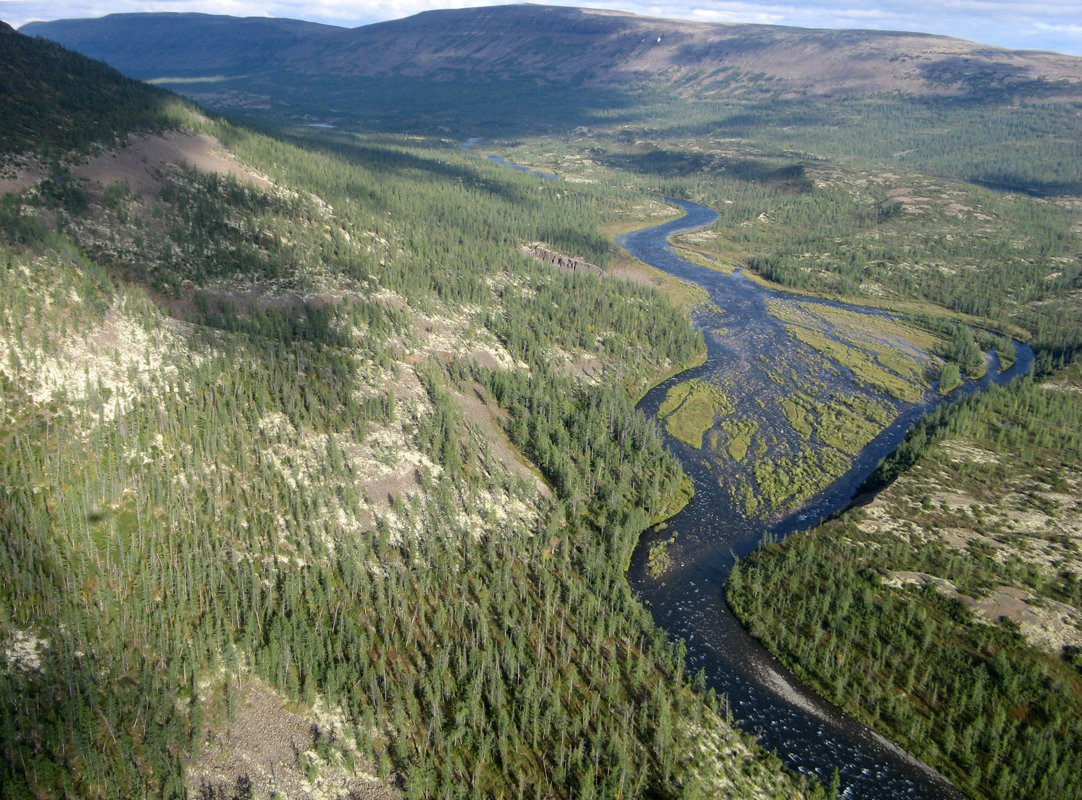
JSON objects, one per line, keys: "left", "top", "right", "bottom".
{"left": 328, "top": 5, "right": 1082, "bottom": 99}
{"left": 22, "top": 4, "right": 1082, "bottom": 110}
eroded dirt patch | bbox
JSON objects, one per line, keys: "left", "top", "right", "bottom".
{"left": 454, "top": 381, "right": 547, "bottom": 493}
{"left": 75, "top": 131, "right": 270, "bottom": 195}
{"left": 2, "top": 130, "right": 270, "bottom": 198}
{"left": 883, "top": 571, "right": 1082, "bottom": 653}
{"left": 189, "top": 676, "right": 399, "bottom": 800}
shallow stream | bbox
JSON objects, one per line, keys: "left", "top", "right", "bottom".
{"left": 620, "top": 198, "right": 1032, "bottom": 799}
{"left": 463, "top": 139, "right": 1032, "bottom": 797}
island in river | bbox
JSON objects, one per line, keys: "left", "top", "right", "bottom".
{"left": 618, "top": 197, "right": 1032, "bottom": 800}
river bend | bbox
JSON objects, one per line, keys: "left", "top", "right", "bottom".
{"left": 620, "top": 198, "right": 1032, "bottom": 800}
{"left": 463, "top": 137, "right": 1031, "bottom": 797}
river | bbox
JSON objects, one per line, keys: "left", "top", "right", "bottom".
{"left": 620, "top": 198, "right": 1032, "bottom": 799}
{"left": 462, "top": 138, "right": 1033, "bottom": 797}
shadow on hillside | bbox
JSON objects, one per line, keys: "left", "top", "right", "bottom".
{"left": 918, "top": 55, "right": 1076, "bottom": 103}
{"left": 970, "top": 173, "right": 1082, "bottom": 198}
{"left": 219, "top": 72, "right": 659, "bottom": 139}
{"left": 267, "top": 126, "right": 544, "bottom": 207}
{"left": 599, "top": 146, "right": 812, "bottom": 190}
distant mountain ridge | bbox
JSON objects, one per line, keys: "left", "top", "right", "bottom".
{"left": 22, "top": 4, "right": 1082, "bottom": 107}
{"left": 20, "top": 13, "right": 353, "bottom": 79}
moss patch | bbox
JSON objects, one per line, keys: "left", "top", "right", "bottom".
{"left": 658, "top": 378, "right": 733, "bottom": 449}
{"left": 787, "top": 325, "right": 924, "bottom": 402}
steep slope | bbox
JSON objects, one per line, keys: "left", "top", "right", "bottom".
{"left": 0, "top": 19, "right": 195, "bottom": 159}
{"left": 0, "top": 26, "right": 813, "bottom": 800}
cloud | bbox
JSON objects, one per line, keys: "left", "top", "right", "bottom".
{"left": 3, "top": 0, "right": 1082, "bottom": 55}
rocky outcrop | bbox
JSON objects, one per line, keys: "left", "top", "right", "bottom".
{"left": 527, "top": 244, "right": 604, "bottom": 276}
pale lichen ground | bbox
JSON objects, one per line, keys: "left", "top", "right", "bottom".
{"left": 188, "top": 671, "right": 400, "bottom": 800}
{"left": 252, "top": 356, "right": 544, "bottom": 549}
{"left": 0, "top": 629, "right": 49, "bottom": 674}
{"left": 0, "top": 302, "right": 196, "bottom": 423}
{"left": 679, "top": 713, "right": 813, "bottom": 799}
{"left": 881, "top": 570, "right": 1082, "bottom": 653}
{"left": 411, "top": 307, "right": 523, "bottom": 371}
{"left": 860, "top": 433, "right": 1082, "bottom": 654}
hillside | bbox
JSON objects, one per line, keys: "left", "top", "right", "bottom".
{"left": 728, "top": 360, "right": 1082, "bottom": 800}
{"left": 0, "top": 25, "right": 817, "bottom": 800}
{"left": 0, "top": 19, "right": 197, "bottom": 159}
{"left": 17, "top": 13, "right": 351, "bottom": 79}
{"left": 5, "top": 7, "right": 1082, "bottom": 800}
{"left": 22, "top": 6, "right": 1082, "bottom": 133}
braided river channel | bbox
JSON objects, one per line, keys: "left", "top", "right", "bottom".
{"left": 619, "top": 198, "right": 1033, "bottom": 799}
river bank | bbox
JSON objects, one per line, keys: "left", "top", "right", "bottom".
{"left": 620, "top": 196, "right": 1031, "bottom": 800}
{"left": 465, "top": 140, "right": 1028, "bottom": 797}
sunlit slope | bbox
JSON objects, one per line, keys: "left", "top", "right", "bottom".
{"left": 23, "top": 5, "right": 1082, "bottom": 134}
{"left": 0, "top": 27, "right": 817, "bottom": 800}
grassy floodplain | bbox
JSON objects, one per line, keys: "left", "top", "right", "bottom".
{"left": 729, "top": 361, "right": 1082, "bottom": 800}
{"left": 656, "top": 378, "right": 734, "bottom": 449}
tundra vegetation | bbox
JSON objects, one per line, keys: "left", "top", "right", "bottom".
{"left": 3, "top": 11, "right": 1082, "bottom": 800}
{"left": 0, "top": 25, "right": 823, "bottom": 800}
{"left": 728, "top": 362, "right": 1082, "bottom": 800}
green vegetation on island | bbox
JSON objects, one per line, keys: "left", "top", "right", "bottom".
{"left": 656, "top": 378, "right": 733, "bottom": 449}
{"left": 729, "top": 362, "right": 1082, "bottom": 800}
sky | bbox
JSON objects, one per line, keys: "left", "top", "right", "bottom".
{"left": 4, "top": 0, "right": 1082, "bottom": 57}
